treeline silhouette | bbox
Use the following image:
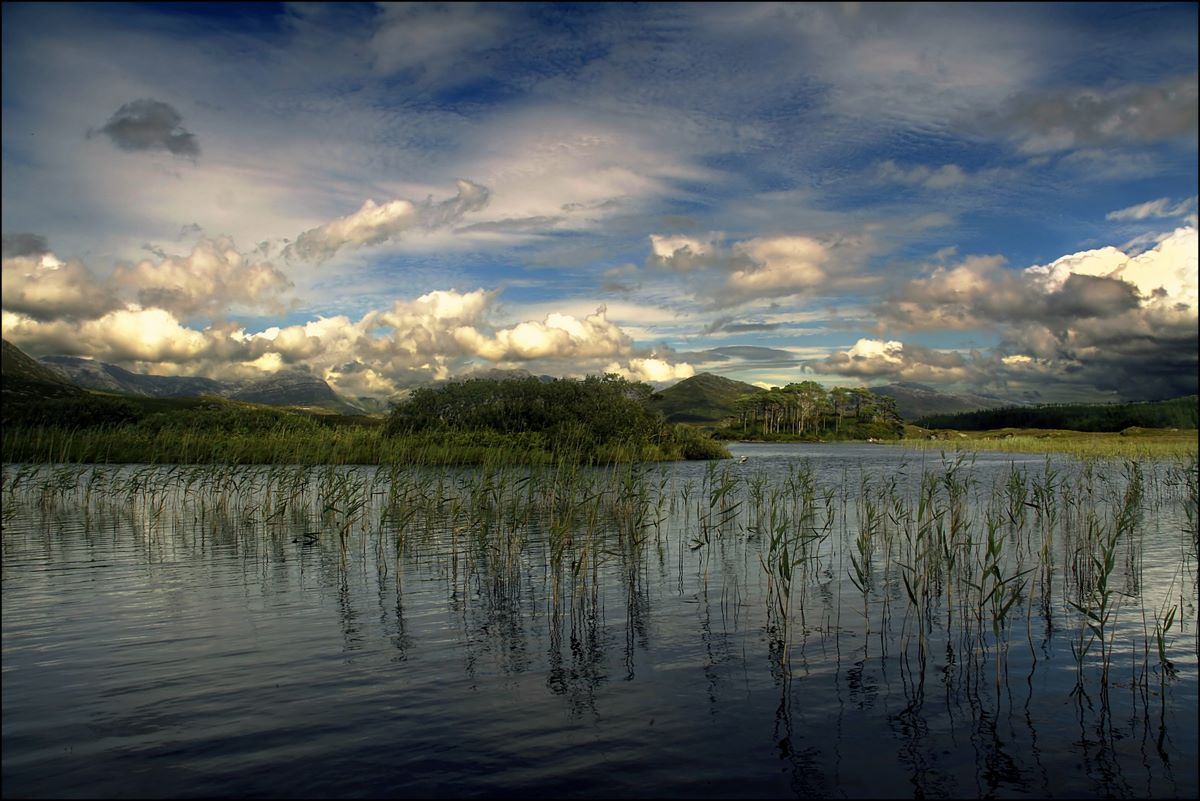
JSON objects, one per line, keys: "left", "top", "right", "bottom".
{"left": 385, "top": 374, "right": 728, "bottom": 459}
{"left": 916, "top": 395, "right": 1198, "bottom": 432}
{"left": 725, "top": 382, "right": 905, "bottom": 440}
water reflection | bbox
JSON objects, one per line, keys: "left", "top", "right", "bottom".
{"left": 2, "top": 449, "right": 1197, "bottom": 799}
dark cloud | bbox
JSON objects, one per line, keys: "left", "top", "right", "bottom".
{"left": 1, "top": 233, "right": 50, "bottom": 259}
{"left": 708, "top": 345, "right": 793, "bottom": 361}
{"left": 673, "top": 345, "right": 802, "bottom": 371}
{"left": 993, "top": 73, "right": 1197, "bottom": 152}
{"left": 702, "top": 315, "right": 781, "bottom": 334}
{"left": 90, "top": 99, "right": 200, "bottom": 158}
{"left": 455, "top": 215, "right": 562, "bottom": 234}
{"left": 1045, "top": 274, "right": 1141, "bottom": 319}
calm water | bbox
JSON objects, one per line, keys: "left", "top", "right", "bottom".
{"left": 3, "top": 444, "right": 1197, "bottom": 799}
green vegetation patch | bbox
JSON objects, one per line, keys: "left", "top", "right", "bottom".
{"left": 916, "top": 395, "right": 1198, "bottom": 432}
{"left": 3, "top": 373, "right": 730, "bottom": 465}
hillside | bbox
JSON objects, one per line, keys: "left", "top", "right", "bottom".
{"left": 42, "top": 355, "right": 228, "bottom": 398}
{"left": 1, "top": 339, "right": 82, "bottom": 398}
{"left": 653, "top": 372, "right": 761, "bottom": 424}
{"left": 869, "top": 382, "right": 1021, "bottom": 421}
{"left": 41, "top": 354, "right": 363, "bottom": 414}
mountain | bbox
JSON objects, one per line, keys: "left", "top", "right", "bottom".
{"left": 41, "top": 355, "right": 227, "bottom": 398}
{"left": 228, "top": 369, "right": 360, "bottom": 413}
{"left": 39, "top": 355, "right": 364, "bottom": 414}
{"left": 2, "top": 339, "right": 83, "bottom": 398}
{"left": 654, "top": 372, "right": 761, "bottom": 424}
{"left": 869, "top": 382, "right": 1021, "bottom": 421}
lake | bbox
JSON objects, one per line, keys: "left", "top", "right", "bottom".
{"left": 3, "top": 444, "right": 1197, "bottom": 798}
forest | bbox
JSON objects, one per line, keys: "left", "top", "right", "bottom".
{"left": 723, "top": 382, "right": 905, "bottom": 440}
{"left": 916, "top": 395, "right": 1198, "bottom": 432}
{"left": 385, "top": 374, "right": 728, "bottom": 460}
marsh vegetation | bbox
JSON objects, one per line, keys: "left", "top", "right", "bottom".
{"left": 3, "top": 444, "right": 1196, "bottom": 798}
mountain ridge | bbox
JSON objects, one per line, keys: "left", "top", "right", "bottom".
{"left": 37, "top": 353, "right": 364, "bottom": 415}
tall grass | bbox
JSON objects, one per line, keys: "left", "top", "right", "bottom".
{"left": 1, "top": 423, "right": 725, "bottom": 465}
{"left": 3, "top": 452, "right": 1196, "bottom": 707}
{"left": 898, "top": 429, "right": 1197, "bottom": 459}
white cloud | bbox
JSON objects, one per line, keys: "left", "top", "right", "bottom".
{"left": 2, "top": 286, "right": 693, "bottom": 398}
{"left": 368, "top": 2, "right": 507, "bottom": 79}
{"left": 0, "top": 252, "right": 119, "bottom": 320}
{"left": 286, "top": 180, "right": 491, "bottom": 262}
{"left": 1106, "top": 196, "right": 1197, "bottom": 222}
{"left": 607, "top": 357, "right": 695, "bottom": 384}
{"left": 877, "top": 227, "right": 1199, "bottom": 398}
{"left": 815, "top": 337, "right": 976, "bottom": 382}
{"left": 111, "top": 236, "right": 293, "bottom": 319}
{"left": 1111, "top": 227, "right": 1198, "bottom": 309}
{"left": 647, "top": 233, "right": 721, "bottom": 271}
{"left": 1023, "top": 247, "right": 1129, "bottom": 293}
{"left": 2, "top": 306, "right": 209, "bottom": 363}
{"left": 727, "top": 235, "right": 829, "bottom": 298}
{"left": 1024, "top": 228, "right": 1197, "bottom": 309}
{"left": 454, "top": 307, "right": 632, "bottom": 362}
{"left": 877, "top": 160, "right": 967, "bottom": 190}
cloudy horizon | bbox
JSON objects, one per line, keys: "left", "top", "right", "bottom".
{"left": 2, "top": 2, "right": 1196, "bottom": 402}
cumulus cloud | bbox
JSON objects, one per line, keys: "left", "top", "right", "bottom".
{"left": 996, "top": 73, "right": 1198, "bottom": 154}
{"left": 286, "top": 180, "right": 491, "bottom": 261}
{"left": 607, "top": 357, "right": 695, "bottom": 384}
{"left": 2, "top": 306, "right": 209, "bottom": 364}
{"left": 647, "top": 233, "right": 722, "bottom": 272}
{"left": 816, "top": 338, "right": 978, "bottom": 383}
{"left": 1, "top": 251, "right": 120, "bottom": 321}
{"left": 89, "top": 99, "right": 200, "bottom": 158}
{"left": 727, "top": 236, "right": 828, "bottom": 298}
{"left": 110, "top": 236, "right": 293, "bottom": 319}
{"left": 453, "top": 307, "right": 633, "bottom": 362}
{"left": 644, "top": 231, "right": 863, "bottom": 306}
{"left": 2, "top": 284, "right": 694, "bottom": 398}
{"left": 876, "top": 227, "right": 1198, "bottom": 399}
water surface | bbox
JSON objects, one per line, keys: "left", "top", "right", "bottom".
{"left": 3, "top": 445, "right": 1197, "bottom": 798}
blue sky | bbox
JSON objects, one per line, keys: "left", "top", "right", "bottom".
{"left": 2, "top": 2, "right": 1196, "bottom": 402}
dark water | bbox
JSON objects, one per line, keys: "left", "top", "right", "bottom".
{"left": 3, "top": 445, "right": 1197, "bottom": 798}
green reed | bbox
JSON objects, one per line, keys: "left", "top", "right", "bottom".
{"left": 3, "top": 450, "right": 1194, "bottom": 702}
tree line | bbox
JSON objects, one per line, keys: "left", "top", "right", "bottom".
{"left": 725, "top": 382, "right": 904, "bottom": 440}
{"left": 916, "top": 395, "right": 1198, "bottom": 432}
{"left": 385, "top": 374, "right": 729, "bottom": 459}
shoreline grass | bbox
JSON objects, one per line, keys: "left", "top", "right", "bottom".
{"left": 896, "top": 425, "right": 1197, "bottom": 459}
{"left": 1, "top": 422, "right": 729, "bottom": 465}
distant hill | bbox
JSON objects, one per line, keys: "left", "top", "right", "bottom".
{"left": 2, "top": 339, "right": 83, "bottom": 398}
{"left": 228, "top": 369, "right": 356, "bottom": 412}
{"left": 870, "top": 382, "right": 1021, "bottom": 421}
{"left": 41, "top": 355, "right": 228, "bottom": 398}
{"left": 39, "top": 354, "right": 364, "bottom": 415}
{"left": 654, "top": 372, "right": 761, "bottom": 424}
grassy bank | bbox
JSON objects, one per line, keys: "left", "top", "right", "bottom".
{"left": 900, "top": 424, "right": 1198, "bottom": 459}
{"left": 1, "top": 421, "right": 728, "bottom": 465}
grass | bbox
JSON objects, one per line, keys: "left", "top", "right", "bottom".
{"left": 900, "top": 425, "right": 1198, "bottom": 459}
{"left": 1, "top": 421, "right": 728, "bottom": 465}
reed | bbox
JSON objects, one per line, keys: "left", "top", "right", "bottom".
{"left": 3, "top": 449, "right": 1194, "bottom": 710}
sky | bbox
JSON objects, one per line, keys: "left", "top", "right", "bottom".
{"left": 2, "top": 2, "right": 1197, "bottom": 403}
